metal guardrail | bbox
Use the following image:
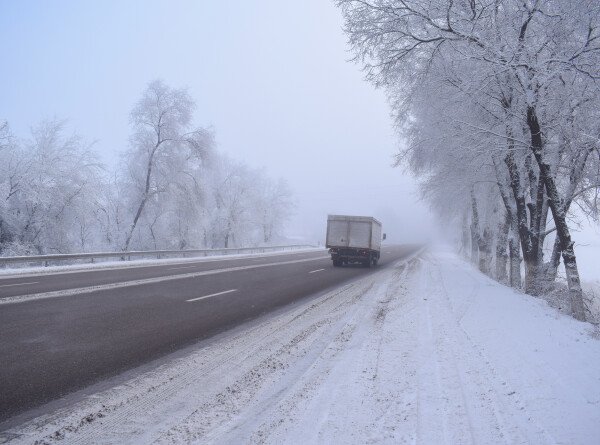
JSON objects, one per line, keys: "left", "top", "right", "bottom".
{"left": 0, "top": 244, "right": 317, "bottom": 267}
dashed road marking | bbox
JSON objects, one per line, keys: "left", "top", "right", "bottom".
{"left": 309, "top": 269, "right": 325, "bottom": 274}
{"left": 186, "top": 289, "right": 238, "bottom": 302}
{"left": 0, "top": 256, "right": 327, "bottom": 305}
{"left": 0, "top": 281, "right": 39, "bottom": 287}
{"left": 168, "top": 265, "right": 198, "bottom": 271}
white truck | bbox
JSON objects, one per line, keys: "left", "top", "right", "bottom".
{"left": 326, "top": 215, "right": 384, "bottom": 267}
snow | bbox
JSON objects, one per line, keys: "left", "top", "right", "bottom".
{"left": 574, "top": 221, "right": 600, "bottom": 319}
{"left": 0, "top": 247, "right": 323, "bottom": 279}
{"left": 5, "top": 249, "right": 600, "bottom": 444}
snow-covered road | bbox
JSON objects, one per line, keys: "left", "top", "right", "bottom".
{"left": 5, "top": 251, "right": 600, "bottom": 444}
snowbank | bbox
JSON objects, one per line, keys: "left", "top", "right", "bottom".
{"left": 5, "top": 251, "right": 600, "bottom": 444}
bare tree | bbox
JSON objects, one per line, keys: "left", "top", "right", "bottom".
{"left": 122, "top": 80, "right": 213, "bottom": 251}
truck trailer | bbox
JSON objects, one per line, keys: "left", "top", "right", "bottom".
{"left": 326, "top": 215, "right": 383, "bottom": 267}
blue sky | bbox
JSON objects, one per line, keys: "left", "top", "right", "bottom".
{"left": 0, "top": 0, "right": 434, "bottom": 242}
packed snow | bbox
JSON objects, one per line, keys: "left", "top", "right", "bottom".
{"left": 4, "top": 250, "right": 600, "bottom": 444}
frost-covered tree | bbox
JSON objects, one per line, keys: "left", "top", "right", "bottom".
{"left": 0, "top": 119, "right": 102, "bottom": 255}
{"left": 0, "top": 121, "right": 19, "bottom": 246}
{"left": 194, "top": 156, "right": 294, "bottom": 249}
{"left": 338, "top": 0, "right": 600, "bottom": 320}
{"left": 1, "top": 82, "right": 296, "bottom": 258}
{"left": 122, "top": 79, "right": 214, "bottom": 251}
{"left": 257, "top": 177, "right": 294, "bottom": 244}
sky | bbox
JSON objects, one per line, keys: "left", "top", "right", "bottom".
{"left": 0, "top": 0, "right": 435, "bottom": 244}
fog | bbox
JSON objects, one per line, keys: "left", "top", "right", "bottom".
{"left": 0, "top": 0, "right": 435, "bottom": 246}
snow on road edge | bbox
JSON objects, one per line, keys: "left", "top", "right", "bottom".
{"left": 4, "top": 250, "right": 600, "bottom": 444}
{"left": 0, "top": 248, "right": 325, "bottom": 279}
{"left": 0, "top": 256, "right": 328, "bottom": 305}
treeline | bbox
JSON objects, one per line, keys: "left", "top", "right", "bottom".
{"left": 337, "top": 0, "right": 600, "bottom": 321}
{"left": 0, "top": 80, "right": 293, "bottom": 256}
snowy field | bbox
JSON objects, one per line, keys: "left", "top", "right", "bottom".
{"left": 5, "top": 250, "right": 600, "bottom": 444}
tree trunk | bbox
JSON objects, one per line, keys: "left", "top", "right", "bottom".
{"left": 495, "top": 213, "right": 510, "bottom": 284}
{"left": 504, "top": 151, "right": 540, "bottom": 294}
{"left": 527, "top": 106, "right": 585, "bottom": 321}
{"left": 470, "top": 191, "right": 480, "bottom": 267}
{"left": 532, "top": 169, "right": 546, "bottom": 274}
{"left": 470, "top": 191, "right": 492, "bottom": 276}
{"left": 124, "top": 143, "right": 161, "bottom": 251}
{"left": 546, "top": 235, "right": 562, "bottom": 282}
{"left": 508, "top": 232, "right": 521, "bottom": 288}
{"left": 460, "top": 214, "right": 468, "bottom": 258}
{"left": 544, "top": 145, "right": 593, "bottom": 283}
{"left": 478, "top": 228, "right": 492, "bottom": 276}
{"left": 537, "top": 197, "right": 549, "bottom": 270}
{"left": 470, "top": 223, "right": 479, "bottom": 266}
{"left": 523, "top": 260, "right": 539, "bottom": 294}
{"left": 493, "top": 155, "right": 520, "bottom": 288}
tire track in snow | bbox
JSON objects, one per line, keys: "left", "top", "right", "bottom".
{"left": 150, "top": 276, "right": 382, "bottom": 444}
{"left": 10, "top": 278, "right": 372, "bottom": 444}
{"left": 416, "top": 255, "right": 557, "bottom": 445}
{"left": 204, "top": 278, "right": 380, "bottom": 444}
{"left": 242, "top": 260, "right": 419, "bottom": 444}
{"left": 415, "top": 258, "right": 456, "bottom": 444}
{"left": 431, "top": 255, "right": 558, "bottom": 445}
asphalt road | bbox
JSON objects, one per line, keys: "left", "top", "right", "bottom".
{"left": 0, "top": 244, "right": 421, "bottom": 424}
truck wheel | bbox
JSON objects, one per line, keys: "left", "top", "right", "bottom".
{"left": 333, "top": 259, "right": 342, "bottom": 267}
{"left": 373, "top": 258, "right": 378, "bottom": 266}
{"left": 364, "top": 255, "right": 372, "bottom": 268}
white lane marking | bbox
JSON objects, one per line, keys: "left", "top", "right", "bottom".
{"left": 0, "top": 281, "right": 39, "bottom": 288}
{"left": 0, "top": 248, "right": 327, "bottom": 280}
{"left": 168, "top": 265, "right": 198, "bottom": 270}
{"left": 186, "top": 289, "right": 237, "bottom": 302}
{"left": 308, "top": 269, "right": 325, "bottom": 274}
{"left": 0, "top": 256, "right": 330, "bottom": 305}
